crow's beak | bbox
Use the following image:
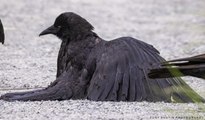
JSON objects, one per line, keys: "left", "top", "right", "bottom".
{"left": 39, "top": 25, "right": 59, "bottom": 36}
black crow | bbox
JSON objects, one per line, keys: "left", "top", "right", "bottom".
{"left": 0, "top": 19, "right": 4, "bottom": 44}
{"left": 149, "top": 54, "right": 205, "bottom": 79}
{"left": 0, "top": 12, "right": 204, "bottom": 102}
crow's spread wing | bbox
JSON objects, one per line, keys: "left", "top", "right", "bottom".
{"left": 87, "top": 37, "right": 204, "bottom": 102}
{"left": 0, "top": 19, "right": 4, "bottom": 44}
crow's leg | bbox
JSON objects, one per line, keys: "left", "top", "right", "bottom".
{"left": 0, "top": 72, "right": 73, "bottom": 101}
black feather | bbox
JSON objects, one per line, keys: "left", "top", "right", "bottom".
{"left": 149, "top": 53, "right": 205, "bottom": 79}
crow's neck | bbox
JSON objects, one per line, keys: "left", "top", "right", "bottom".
{"left": 61, "top": 31, "right": 99, "bottom": 50}
{"left": 64, "top": 30, "right": 96, "bottom": 42}
{"left": 56, "top": 31, "right": 102, "bottom": 77}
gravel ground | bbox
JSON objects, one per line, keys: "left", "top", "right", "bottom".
{"left": 0, "top": 0, "right": 205, "bottom": 120}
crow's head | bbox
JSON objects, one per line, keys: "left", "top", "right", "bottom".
{"left": 39, "top": 12, "right": 94, "bottom": 40}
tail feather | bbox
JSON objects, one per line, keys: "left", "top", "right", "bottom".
{"left": 147, "top": 53, "right": 205, "bottom": 102}
{"left": 167, "top": 54, "right": 205, "bottom": 63}
{"left": 148, "top": 66, "right": 205, "bottom": 79}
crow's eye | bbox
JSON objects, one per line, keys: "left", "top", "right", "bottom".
{"left": 54, "top": 24, "right": 61, "bottom": 28}
{"left": 57, "top": 26, "right": 61, "bottom": 28}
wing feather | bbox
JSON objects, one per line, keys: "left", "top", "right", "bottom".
{"left": 87, "top": 37, "right": 205, "bottom": 102}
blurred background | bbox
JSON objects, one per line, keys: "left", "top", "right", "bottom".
{"left": 0, "top": 0, "right": 205, "bottom": 119}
